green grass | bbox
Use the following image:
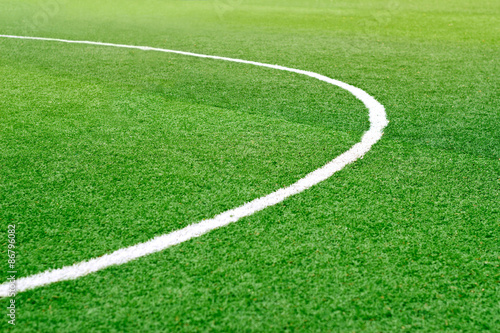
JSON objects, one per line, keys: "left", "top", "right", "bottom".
{"left": 0, "top": 0, "right": 499, "bottom": 331}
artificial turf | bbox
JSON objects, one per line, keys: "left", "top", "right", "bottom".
{"left": 0, "top": 0, "right": 498, "bottom": 331}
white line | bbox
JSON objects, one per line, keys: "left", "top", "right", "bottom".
{"left": 0, "top": 35, "right": 388, "bottom": 296}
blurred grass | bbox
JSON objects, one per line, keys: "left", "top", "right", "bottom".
{"left": 0, "top": 0, "right": 498, "bottom": 331}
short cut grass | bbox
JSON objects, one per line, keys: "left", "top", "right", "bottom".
{"left": 0, "top": 0, "right": 498, "bottom": 331}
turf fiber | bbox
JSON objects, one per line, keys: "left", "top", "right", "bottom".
{"left": 0, "top": 0, "right": 498, "bottom": 331}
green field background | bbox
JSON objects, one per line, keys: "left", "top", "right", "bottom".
{"left": 0, "top": 0, "right": 498, "bottom": 331}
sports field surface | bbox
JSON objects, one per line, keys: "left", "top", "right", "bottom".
{"left": 0, "top": 0, "right": 498, "bottom": 331}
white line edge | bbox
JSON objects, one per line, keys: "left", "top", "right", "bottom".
{"left": 0, "top": 34, "right": 388, "bottom": 296}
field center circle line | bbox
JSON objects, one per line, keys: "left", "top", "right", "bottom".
{"left": 0, "top": 34, "right": 388, "bottom": 296}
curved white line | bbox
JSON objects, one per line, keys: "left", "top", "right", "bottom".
{"left": 0, "top": 35, "right": 388, "bottom": 296}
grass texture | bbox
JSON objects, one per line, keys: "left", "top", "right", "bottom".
{"left": 0, "top": 0, "right": 499, "bottom": 331}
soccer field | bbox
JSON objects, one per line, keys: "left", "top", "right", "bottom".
{"left": 0, "top": 0, "right": 498, "bottom": 331}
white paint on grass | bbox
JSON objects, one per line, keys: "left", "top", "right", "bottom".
{"left": 0, "top": 35, "right": 388, "bottom": 296}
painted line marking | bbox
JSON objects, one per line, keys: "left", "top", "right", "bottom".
{"left": 0, "top": 34, "right": 388, "bottom": 296}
